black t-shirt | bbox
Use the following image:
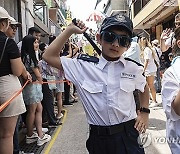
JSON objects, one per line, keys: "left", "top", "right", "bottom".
{"left": 0, "top": 31, "right": 20, "bottom": 77}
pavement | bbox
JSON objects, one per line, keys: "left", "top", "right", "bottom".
{"left": 45, "top": 93, "right": 172, "bottom": 154}
{"left": 46, "top": 102, "right": 88, "bottom": 154}
{"left": 144, "top": 93, "right": 171, "bottom": 154}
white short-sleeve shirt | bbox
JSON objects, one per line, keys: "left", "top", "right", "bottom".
{"left": 123, "top": 42, "right": 142, "bottom": 64}
{"left": 162, "top": 61, "right": 180, "bottom": 153}
{"left": 165, "top": 32, "right": 176, "bottom": 48}
{"left": 61, "top": 55, "right": 146, "bottom": 126}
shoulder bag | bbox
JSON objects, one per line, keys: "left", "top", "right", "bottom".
{"left": 0, "top": 37, "right": 8, "bottom": 64}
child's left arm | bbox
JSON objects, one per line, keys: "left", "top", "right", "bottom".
{"left": 134, "top": 84, "right": 150, "bottom": 133}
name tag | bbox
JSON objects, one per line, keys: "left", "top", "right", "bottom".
{"left": 121, "top": 72, "right": 136, "bottom": 79}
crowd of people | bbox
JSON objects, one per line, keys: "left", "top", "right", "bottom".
{"left": 0, "top": 7, "right": 80, "bottom": 154}
{"left": 1, "top": 4, "right": 180, "bottom": 154}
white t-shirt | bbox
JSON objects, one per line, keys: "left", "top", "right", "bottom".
{"left": 162, "top": 58, "right": 180, "bottom": 153}
{"left": 123, "top": 42, "right": 142, "bottom": 64}
{"left": 144, "top": 47, "right": 157, "bottom": 74}
{"left": 165, "top": 32, "right": 176, "bottom": 48}
{"left": 17, "top": 41, "right": 22, "bottom": 53}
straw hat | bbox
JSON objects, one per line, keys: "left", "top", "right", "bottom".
{"left": 0, "top": 7, "right": 11, "bottom": 19}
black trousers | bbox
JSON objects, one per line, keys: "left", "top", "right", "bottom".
{"left": 86, "top": 122, "right": 145, "bottom": 154}
{"left": 41, "top": 78, "right": 57, "bottom": 125}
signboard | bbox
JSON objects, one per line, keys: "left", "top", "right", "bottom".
{"left": 163, "top": 0, "right": 178, "bottom": 6}
{"left": 83, "top": 43, "right": 94, "bottom": 56}
{"left": 51, "top": 25, "right": 56, "bottom": 34}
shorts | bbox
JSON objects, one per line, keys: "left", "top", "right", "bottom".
{"left": 0, "top": 74, "right": 26, "bottom": 117}
{"left": 55, "top": 76, "right": 64, "bottom": 93}
{"left": 22, "top": 82, "right": 43, "bottom": 105}
{"left": 144, "top": 71, "right": 156, "bottom": 77}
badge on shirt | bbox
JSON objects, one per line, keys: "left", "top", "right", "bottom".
{"left": 121, "top": 72, "right": 136, "bottom": 79}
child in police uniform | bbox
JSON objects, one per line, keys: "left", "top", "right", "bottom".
{"left": 162, "top": 27, "right": 180, "bottom": 153}
{"left": 43, "top": 14, "right": 150, "bottom": 154}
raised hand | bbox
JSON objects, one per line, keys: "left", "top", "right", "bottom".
{"left": 160, "top": 28, "right": 172, "bottom": 40}
{"left": 69, "top": 19, "right": 88, "bottom": 34}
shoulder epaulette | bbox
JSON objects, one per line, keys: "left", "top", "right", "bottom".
{"left": 124, "top": 57, "right": 144, "bottom": 67}
{"left": 77, "top": 54, "right": 99, "bottom": 63}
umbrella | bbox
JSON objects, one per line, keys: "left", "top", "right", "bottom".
{"left": 86, "top": 11, "right": 106, "bottom": 22}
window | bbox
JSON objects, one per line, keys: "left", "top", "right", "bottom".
{"left": 134, "top": 0, "right": 150, "bottom": 17}
{"left": 142, "top": 0, "right": 150, "bottom": 7}
{"left": 33, "top": 2, "right": 47, "bottom": 25}
{"left": 134, "top": 0, "right": 141, "bottom": 17}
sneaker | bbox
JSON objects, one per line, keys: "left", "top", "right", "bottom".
{"left": 63, "top": 103, "right": 73, "bottom": 107}
{"left": 56, "top": 113, "right": 63, "bottom": 120}
{"left": 149, "top": 102, "right": 161, "bottom": 108}
{"left": 20, "top": 151, "right": 34, "bottom": 154}
{"left": 69, "top": 98, "right": 75, "bottom": 103}
{"left": 33, "top": 127, "right": 48, "bottom": 133}
{"left": 48, "top": 121, "right": 62, "bottom": 128}
{"left": 37, "top": 134, "right": 51, "bottom": 146}
{"left": 26, "top": 132, "right": 38, "bottom": 144}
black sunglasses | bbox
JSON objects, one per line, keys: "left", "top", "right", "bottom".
{"left": 101, "top": 31, "right": 132, "bottom": 47}
{"left": 10, "top": 24, "right": 17, "bottom": 30}
{"left": 175, "top": 22, "right": 180, "bottom": 27}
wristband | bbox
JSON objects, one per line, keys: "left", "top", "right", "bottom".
{"left": 140, "top": 107, "right": 150, "bottom": 114}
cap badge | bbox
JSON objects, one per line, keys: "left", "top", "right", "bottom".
{"left": 115, "top": 15, "right": 126, "bottom": 23}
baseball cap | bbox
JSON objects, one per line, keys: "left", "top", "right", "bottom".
{"left": 9, "top": 17, "right": 21, "bottom": 26}
{"left": 0, "top": 7, "right": 11, "bottom": 19}
{"left": 100, "top": 14, "right": 133, "bottom": 37}
{"left": 151, "top": 39, "right": 159, "bottom": 45}
{"left": 168, "top": 53, "right": 173, "bottom": 56}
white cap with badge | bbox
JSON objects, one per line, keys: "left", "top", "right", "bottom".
{"left": 9, "top": 17, "right": 21, "bottom": 26}
{"left": 0, "top": 6, "right": 11, "bottom": 19}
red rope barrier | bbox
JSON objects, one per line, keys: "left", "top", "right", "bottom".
{"left": 0, "top": 79, "right": 69, "bottom": 113}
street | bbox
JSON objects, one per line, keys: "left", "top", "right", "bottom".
{"left": 44, "top": 94, "right": 171, "bottom": 154}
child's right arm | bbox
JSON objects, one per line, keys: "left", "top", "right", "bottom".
{"left": 43, "top": 20, "right": 88, "bottom": 70}
{"left": 172, "top": 90, "right": 180, "bottom": 116}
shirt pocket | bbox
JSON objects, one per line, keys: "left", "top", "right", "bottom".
{"left": 82, "top": 80, "right": 103, "bottom": 93}
{"left": 82, "top": 80, "right": 104, "bottom": 111}
{"left": 120, "top": 79, "right": 135, "bottom": 93}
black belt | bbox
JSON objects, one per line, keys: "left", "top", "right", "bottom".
{"left": 89, "top": 119, "right": 135, "bottom": 136}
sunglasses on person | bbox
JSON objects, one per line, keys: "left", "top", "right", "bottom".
{"left": 101, "top": 31, "right": 132, "bottom": 48}
{"left": 10, "top": 24, "right": 17, "bottom": 30}
{"left": 175, "top": 22, "right": 180, "bottom": 27}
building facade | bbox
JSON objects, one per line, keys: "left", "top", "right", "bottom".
{"left": 131, "top": 0, "right": 179, "bottom": 40}
{"left": 0, "top": 0, "right": 67, "bottom": 43}
{"left": 96, "top": 0, "right": 179, "bottom": 40}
